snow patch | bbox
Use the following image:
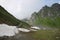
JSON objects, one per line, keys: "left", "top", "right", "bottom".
{"left": 31, "top": 26, "right": 40, "bottom": 30}
{"left": 0, "top": 24, "right": 19, "bottom": 37}
{"left": 18, "top": 28, "right": 30, "bottom": 32}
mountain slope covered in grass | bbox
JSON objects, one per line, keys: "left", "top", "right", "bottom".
{"left": 0, "top": 6, "right": 30, "bottom": 28}
{"left": 30, "top": 3, "right": 60, "bottom": 28}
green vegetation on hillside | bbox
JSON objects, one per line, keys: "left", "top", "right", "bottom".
{"left": 0, "top": 6, "right": 30, "bottom": 28}
{"left": 30, "top": 3, "right": 60, "bottom": 28}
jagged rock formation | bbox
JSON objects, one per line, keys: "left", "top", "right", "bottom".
{"left": 30, "top": 3, "right": 60, "bottom": 28}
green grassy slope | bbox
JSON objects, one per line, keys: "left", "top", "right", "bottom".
{"left": 30, "top": 3, "right": 60, "bottom": 28}
{"left": 0, "top": 6, "right": 30, "bottom": 28}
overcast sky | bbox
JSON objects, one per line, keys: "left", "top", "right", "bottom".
{"left": 0, "top": 0, "right": 60, "bottom": 19}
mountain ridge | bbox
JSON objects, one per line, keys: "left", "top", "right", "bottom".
{"left": 0, "top": 5, "right": 30, "bottom": 28}
{"left": 30, "top": 3, "right": 60, "bottom": 28}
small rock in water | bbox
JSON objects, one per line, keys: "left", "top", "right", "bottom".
{"left": 56, "top": 37, "right": 60, "bottom": 39}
